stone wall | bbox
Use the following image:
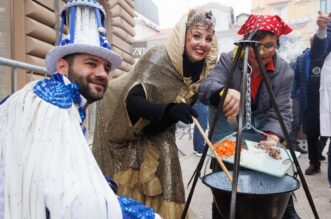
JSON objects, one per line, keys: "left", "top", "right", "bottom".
{"left": 1, "top": 0, "right": 136, "bottom": 137}
{"left": 107, "top": 0, "right": 135, "bottom": 78}
{"left": 0, "top": 0, "right": 12, "bottom": 99}
{"left": 4, "top": 0, "right": 135, "bottom": 90}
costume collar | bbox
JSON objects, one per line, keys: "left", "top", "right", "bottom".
{"left": 62, "top": 75, "right": 87, "bottom": 109}
{"left": 33, "top": 73, "right": 87, "bottom": 124}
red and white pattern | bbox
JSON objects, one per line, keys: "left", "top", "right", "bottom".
{"left": 238, "top": 14, "right": 292, "bottom": 36}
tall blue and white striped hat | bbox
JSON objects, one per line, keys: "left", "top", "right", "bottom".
{"left": 45, "top": 0, "right": 122, "bottom": 73}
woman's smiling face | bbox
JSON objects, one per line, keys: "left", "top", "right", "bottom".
{"left": 185, "top": 27, "right": 214, "bottom": 63}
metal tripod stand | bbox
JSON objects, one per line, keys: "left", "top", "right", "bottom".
{"left": 181, "top": 39, "right": 319, "bottom": 219}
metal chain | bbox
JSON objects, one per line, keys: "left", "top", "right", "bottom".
{"left": 245, "top": 67, "right": 252, "bottom": 129}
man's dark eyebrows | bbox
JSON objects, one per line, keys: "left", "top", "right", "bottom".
{"left": 82, "top": 56, "right": 111, "bottom": 70}
{"left": 82, "top": 57, "right": 99, "bottom": 62}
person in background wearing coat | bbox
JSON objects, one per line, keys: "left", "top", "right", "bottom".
{"left": 288, "top": 60, "right": 308, "bottom": 155}
{"left": 199, "top": 15, "right": 300, "bottom": 219}
{"left": 291, "top": 36, "right": 329, "bottom": 175}
{"left": 311, "top": 11, "right": 331, "bottom": 189}
{"left": 92, "top": 8, "right": 218, "bottom": 219}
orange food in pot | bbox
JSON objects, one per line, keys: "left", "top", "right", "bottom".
{"left": 212, "top": 139, "right": 242, "bottom": 158}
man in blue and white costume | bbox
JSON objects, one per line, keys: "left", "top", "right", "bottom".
{"left": 0, "top": 0, "right": 160, "bottom": 218}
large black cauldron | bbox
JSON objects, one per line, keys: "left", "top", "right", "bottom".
{"left": 202, "top": 170, "right": 300, "bottom": 219}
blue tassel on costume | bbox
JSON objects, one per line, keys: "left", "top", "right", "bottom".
{"left": 118, "top": 196, "right": 155, "bottom": 219}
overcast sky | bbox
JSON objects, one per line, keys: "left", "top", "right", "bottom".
{"left": 153, "top": 0, "right": 252, "bottom": 28}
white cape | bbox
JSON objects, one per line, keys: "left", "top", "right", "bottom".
{"left": 0, "top": 82, "right": 122, "bottom": 218}
{"left": 320, "top": 52, "right": 331, "bottom": 137}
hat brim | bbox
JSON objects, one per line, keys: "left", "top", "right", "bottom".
{"left": 45, "top": 44, "right": 122, "bottom": 73}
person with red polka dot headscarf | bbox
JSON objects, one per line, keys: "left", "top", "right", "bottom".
{"left": 199, "top": 14, "right": 301, "bottom": 219}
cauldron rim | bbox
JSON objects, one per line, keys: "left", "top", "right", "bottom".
{"left": 202, "top": 170, "right": 301, "bottom": 196}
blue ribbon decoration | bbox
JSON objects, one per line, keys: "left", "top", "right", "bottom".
{"left": 33, "top": 73, "right": 87, "bottom": 128}
{"left": 67, "top": 83, "right": 86, "bottom": 123}
{"left": 69, "top": 6, "right": 76, "bottom": 44}
{"left": 95, "top": 8, "right": 112, "bottom": 49}
{"left": 58, "top": 12, "right": 66, "bottom": 46}
{"left": 60, "top": 38, "right": 70, "bottom": 46}
{"left": 95, "top": 8, "right": 104, "bottom": 47}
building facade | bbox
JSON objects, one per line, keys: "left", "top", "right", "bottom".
{"left": 133, "top": 1, "right": 237, "bottom": 58}
{"left": 0, "top": 0, "right": 135, "bottom": 98}
{"left": 132, "top": 0, "right": 160, "bottom": 60}
{"left": 204, "top": 2, "right": 236, "bottom": 54}
{"left": 321, "top": 0, "right": 331, "bottom": 12}
{"left": 107, "top": 0, "right": 135, "bottom": 78}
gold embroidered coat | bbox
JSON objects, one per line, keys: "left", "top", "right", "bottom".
{"left": 93, "top": 12, "right": 217, "bottom": 219}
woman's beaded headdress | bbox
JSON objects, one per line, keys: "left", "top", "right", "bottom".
{"left": 186, "top": 8, "right": 216, "bottom": 33}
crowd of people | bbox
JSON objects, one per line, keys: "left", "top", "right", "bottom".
{"left": 286, "top": 10, "right": 331, "bottom": 183}
{"left": 0, "top": 0, "right": 330, "bottom": 218}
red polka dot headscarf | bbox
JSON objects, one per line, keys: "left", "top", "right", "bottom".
{"left": 238, "top": 14, "right": 292, "bottom": 37}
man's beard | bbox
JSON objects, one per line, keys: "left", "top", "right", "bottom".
{"left": 68, "top": 69, "right": 107, "bottom": 104}
{"left": 79, "top": 81, "right": 105, "bottom": 103}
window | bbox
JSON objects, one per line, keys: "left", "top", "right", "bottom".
{"left": 321, "top": 0, "right": 331, "bottom": 13}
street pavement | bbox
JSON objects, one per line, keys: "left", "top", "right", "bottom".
{"left": 175, "top": 124, "right": 330, "bottom": 219}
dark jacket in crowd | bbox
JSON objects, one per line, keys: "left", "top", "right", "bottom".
{"left": 291, "top": 48, "right": 324, "bottom": 110}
